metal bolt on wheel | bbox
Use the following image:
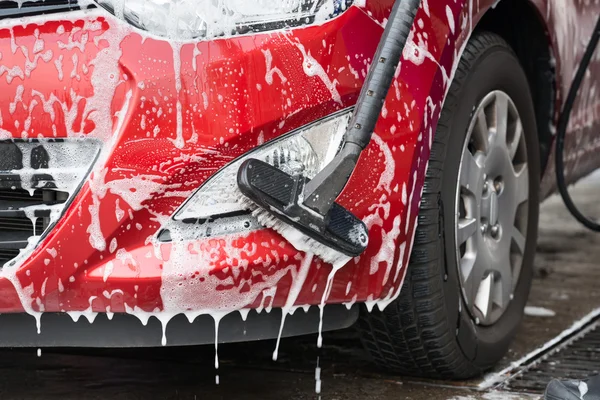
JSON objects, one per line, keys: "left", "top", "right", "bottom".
{"left": 456, "top": 91, "right": 529, "bottom": 326}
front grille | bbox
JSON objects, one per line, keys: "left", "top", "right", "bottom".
{"left": 0, "top": 187, "right": 68, "bottom": 257}
{"left": 0, "top": 139, "right": 101, "bottom": 267}
{"left": 0, "top": 1, "right": 82, "bottom": 19}
{"left": 0, "top": 248, "right": 20, "bottom": 264}
{"left": 0, "top": 216, "right": 44, "bottom": 232}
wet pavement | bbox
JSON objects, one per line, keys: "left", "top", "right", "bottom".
{"left": 3, "top": 172, "right": 600, "bottom": 400}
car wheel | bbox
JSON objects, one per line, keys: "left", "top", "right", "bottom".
{"left": 357, "top": 31, "right": 541, "bottom": 379}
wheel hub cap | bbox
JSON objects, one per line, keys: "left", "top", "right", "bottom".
{"left": 455, "top": 91, "right": 529, "bottom": 326}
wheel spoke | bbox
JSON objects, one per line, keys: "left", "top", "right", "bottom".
{"left": 494, "top": 93, "right": 509, "bottom": 145}
{"left": 513, "top": 165, "right": 529, "bottom": 204}
{"left": 495, "top": 249, "right": 513, "bottom": 310}
{"left": 491, "top": 272, "right": 513, "bottom": 311}
{"left": 512, "top": 225, "right": 526, "bottom": 255}
{"left": 460, "top": 253, "right": 476, "bottom": 281}
{"left": 457, "top": 218, "right": 478, "bottom": 245}
{"left": 508, "top": 120, "right": 523, "bottom": 160}
{"left": 474, "top": 111, "right": 490, "bottom": 154}
{"left": 460, "top": 148, "right": 483, "bottom": 195}
{"left": 492, "top": 275, "right": 504, "bottom": 309}
{"left": 474, "top": 273, "right": 494, "bottom": 319}
{"left": 462, "top": 253, "right": 487, "bottom": 309}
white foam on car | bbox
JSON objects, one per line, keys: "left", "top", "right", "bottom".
{"left": 289, "top": 37, "right": 343, "bottom": 106}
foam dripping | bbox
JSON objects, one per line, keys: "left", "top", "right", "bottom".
{"left": 317, "top": 255, "right": 351, "bottom": 348}
{"left": 272, "top": 252, "right": 314, "bottom": 361}
{"left": 212, "top": 312, "right": 226, "bottom": 385}
{"left": 170, "top": 42, "right": 184, "bottom": 149}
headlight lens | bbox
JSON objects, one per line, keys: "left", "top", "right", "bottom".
{"left": 174, "top": 110, "right": 351, "bottom": 221}
{"left": 95, "top": 0, "right": 354, "bottom": 40}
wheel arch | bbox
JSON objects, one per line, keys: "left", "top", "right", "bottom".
{"left": 473, "top": 0, "right": 557, "bottom": 173}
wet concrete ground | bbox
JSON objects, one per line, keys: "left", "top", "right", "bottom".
{"left": 3, "top": 172, "right": 600, "bottom": 400}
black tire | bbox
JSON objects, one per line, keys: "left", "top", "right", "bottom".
{"left": 357, "top": 32, "right": 541, "bottom": 379}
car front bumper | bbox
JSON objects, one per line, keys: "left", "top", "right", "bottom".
{"left": 0, "top": 0, "right": 455, "bottom": 344}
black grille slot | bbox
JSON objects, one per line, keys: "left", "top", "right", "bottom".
{"left": 0, "top": 187, "right": 68, "bottom": 262}
{"left": 0, "top": 187, "right": 66, "bottom": 211}
{"left": 0, "top": 1, "right": 82, "bottom": 19}
{"left": 0, "top": 189, "right": 43, "bottom": 202}
{"left": 0, "top": 139, "right": 100, "bottom": 267}
{"left": 0, "top": 248, "right": 20, "bottom": 264}
{"left": 0, "top": 217, "right": 44, "bottom": 232}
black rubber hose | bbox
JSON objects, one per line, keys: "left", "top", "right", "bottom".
{"left": 301, "top": 0, "right": 421, "bottom": 215}
{"left": 555, "top": 14, "right": 600, "bottom": 232}
{"left": 345, "top": 0, "right": 421, "bottom": 149}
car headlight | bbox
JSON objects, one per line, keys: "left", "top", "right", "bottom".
{"left": 95, "top": 0, "right": 354, "bottom": 40}
{"left": 173, "top": 110, "right": 351, "bottom": 222}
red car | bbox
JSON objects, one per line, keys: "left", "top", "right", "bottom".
{"left": 0, "top": 0, "right": 597, "bottom": 379}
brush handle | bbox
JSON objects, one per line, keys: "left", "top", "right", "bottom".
{"left": 345, "top": 0, "right": 420, "bottom": 149}
{"left": 303, "top": 0, "right": 421, "bottom": 215}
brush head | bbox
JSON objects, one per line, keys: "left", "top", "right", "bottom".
{"left": 239, "top": 196, "right": 352, "bottom": 266}
{"left": 237, "top": 158, "right": 369, "bottom": 258}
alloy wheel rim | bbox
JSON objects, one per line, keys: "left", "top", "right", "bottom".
{"left": 455, "top": 90, "right": 529, "bottom": 326}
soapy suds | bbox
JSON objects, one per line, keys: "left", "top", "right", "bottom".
{"left": 171, "top": 42, "right": 184, "bottom": 149}
{"left": 103, "top": 261, "right": 114, "bottom": 282}
{"left": 66, "top": 295, "right": 99, "bottom": 324}
{"left": 290, "top": 37, "right": 343, "bottom": 106}
{"left": 154, "top": 225, "right": 305, "bottom": 353}
{"left": 446, "top": 5, "right": 455, "bottom": 34}
{"left": 262, "top": 49, "right": 287, "bottom": 85}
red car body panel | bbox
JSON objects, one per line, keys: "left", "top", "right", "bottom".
{"left": 530, "top": 0, "right": 600, "bottom": 195}
{"left": 0, "top": 0, "right": 597, "bottom": 338}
